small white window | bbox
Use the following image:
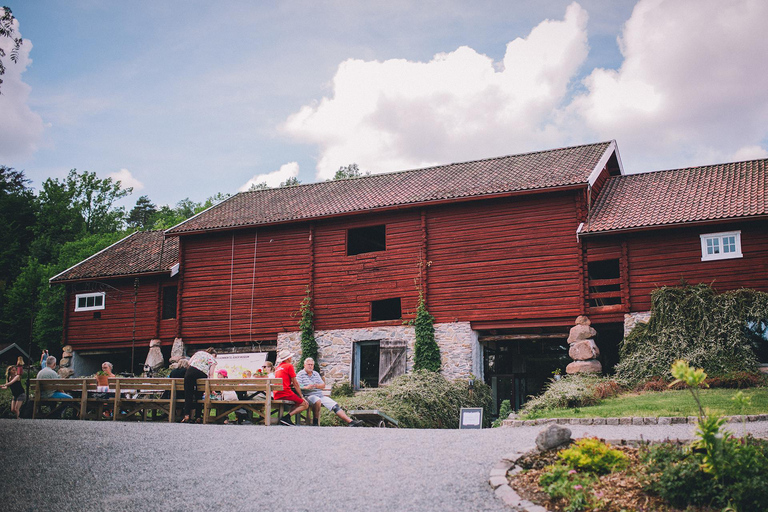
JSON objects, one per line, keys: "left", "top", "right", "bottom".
{"left": 700, "top": 231, "right": 742, "bottom": 261}
{"left": 75, "top": 292, "right": 106, "bottom": 311}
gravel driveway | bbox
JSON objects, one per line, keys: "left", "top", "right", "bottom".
{"left": 1, "top": 419, "right": 766, "bottom": 512}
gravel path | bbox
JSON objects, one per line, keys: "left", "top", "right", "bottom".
{"left": 1, "top": 419, "right": 766, "bottom": 512}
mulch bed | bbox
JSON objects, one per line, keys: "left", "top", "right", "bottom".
{"left": 508, "top": 445, "right": 718, "bottom": 512}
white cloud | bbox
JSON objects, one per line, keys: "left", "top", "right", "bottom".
{"left": 0, "top": 17, "right": 45, "bottom": 160}
{"left": 239, "top": 161, "right": 300, "bottom": 191}
{"left": 283, "top": 2, "right": 589, "bottom": 180}
{"left": 731, "top": 146, "right": 768, "bottom": 162}
{"left": 571, "top": 0, "right": 768, "bottom": 171}
{"left": 108, "top": 168, "right": 144, "bottom": 191}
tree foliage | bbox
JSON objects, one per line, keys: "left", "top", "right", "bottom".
{"left": 413, "top": 294, "right": 441, "bottom": 372}
{"left": 0, "top": 6, "right": 23, "bottom": 93}
{"left": 127, "top": 195, "right": 157, "bottom": 229}
{"left": 332, "top": 163, "right": 369, "bottom": 180}
{"left": 0, "top": 167, "right": 35, "bottom": 289}
{"left": 615, "top": 284, "right": 768, "bottom": 383}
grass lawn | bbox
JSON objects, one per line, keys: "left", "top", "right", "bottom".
{"left": 522, "top": 387, "right": 768, "bottom": 419}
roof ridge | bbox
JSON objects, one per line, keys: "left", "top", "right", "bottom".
{"left": 239, "top": 140, "right": 614, "bottom": 194}
{"left": 618, "top": 158, "right": 767, "bottom": 179}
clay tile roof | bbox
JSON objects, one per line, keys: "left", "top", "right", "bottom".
{"left": 582, "top": 159, "right": 767, "bottom": 234}
{"left": 166, "top": 141, "right": 614, "bottom": 235}
{"left": 50, "top": 231, "right": 179, "bottom": 283}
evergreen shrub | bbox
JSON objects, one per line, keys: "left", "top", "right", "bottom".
{"left": 521, "top": 374, "right": 618, "bottom": 414}
{"left": 412, "top": 295, "right": 441, "bottom": 372}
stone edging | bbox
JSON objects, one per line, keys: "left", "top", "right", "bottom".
{"left": 502, "top": 414, "right": 768, "bottom": 427}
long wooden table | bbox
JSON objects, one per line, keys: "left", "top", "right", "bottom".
{"left": 31, "top": 377, "right": 289, "bottom": 425}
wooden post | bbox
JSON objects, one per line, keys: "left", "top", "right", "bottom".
{"left": 169, "top": 379, "right": 177, "bottom": 423}
{"left": 32, "top": 380, "right": 40, "bottom": 419}
{"left": 264, "top": 379, "right": 273, "bottom": 426}
{"left": 113, "top": 379, "right": 121, "bottom": 421}
{"left": 79, "top": 380, "right": 87, "bottom": 420}
{"left": 203, "top": 379, "right": 211, "bottom": 424}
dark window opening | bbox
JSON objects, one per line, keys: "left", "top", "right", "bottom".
{"left": 162, "top": 286, "right": 178, "bottom": 320}
{"left": 348, "top": 224, "right": 386, "bottom": 255}
{"left": 588, "top": 259, "right": 621, "bottom": 307}
{"left": 371, "top": 298, "right": 401, "bottom": 321}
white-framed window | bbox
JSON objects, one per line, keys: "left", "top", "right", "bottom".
{"left": 75, "top": 292, "right": 106, "bottom": 311}
{"left": 700, "top": 231, "right": 742, "bottom": 261}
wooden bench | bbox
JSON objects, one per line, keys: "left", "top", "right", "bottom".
{"left": 112, "top": 377, "right": 185, "bottom": 422}
{"left": 32, "top": 378, "right": 102, "bottom": 420}
{"left": 199, "top": 378, "right": 287, "bottom": 425}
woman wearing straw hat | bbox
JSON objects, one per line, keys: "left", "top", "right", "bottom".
{"left": 273, "top": 349, "right": 308, "bottom": 426}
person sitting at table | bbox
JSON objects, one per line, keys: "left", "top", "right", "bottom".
{"left": 36, "top": 356, "right": 72, "bottom": 418}
{"left": 296, "top": 357, "right": 363, "bottom": 427}
{"left": 181, "top": 347, "right": 217, "bottom": 424}
{"left": 273, "top": 350, "right": 308, "bottom": 426}
{"left": 96, "top": 362, "right": 115, "bottom": 392}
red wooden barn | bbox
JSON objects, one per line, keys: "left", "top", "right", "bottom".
{"left": 51, "top": 141, "right": 768, "bottom": 410}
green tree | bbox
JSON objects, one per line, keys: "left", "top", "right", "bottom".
{"left": 280, "top": 177, "right": 301, "bottom": 187}
{"left": 0, "top": 6, "right": 23, "bottom": 93}
{"left": 0, "top": 166, "right": 35, "bottom": 290}
{"left": 413, "top": 294, "right": 441, "bottom": 372}
{"left": 332, "top": 163, "right": 369, "bottom": 180}
{"left": 65, "top": 169, "right": 132, "bottom": 233}
{"left": 127, "top": 195, "right": 157, "bottom": 230}
{"left": 248, "top": 182, "right": 270, "bottom": 191}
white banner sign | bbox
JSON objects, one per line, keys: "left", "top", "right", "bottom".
{"left": 214, "top": 352, "right": 268, "bottom": 378}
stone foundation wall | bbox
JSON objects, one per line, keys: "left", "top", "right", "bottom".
{"left": 277, "top": 321, "right": 476, "bottom": 387}
{"left": 624, "top": 311, "right": 651, "bottom": 337}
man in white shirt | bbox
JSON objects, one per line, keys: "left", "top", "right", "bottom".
{"left": 296, "top": 358, "right": 363, "bottom": 427}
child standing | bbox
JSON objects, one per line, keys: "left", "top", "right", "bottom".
{"left": 2, "top": 366, "right": 25, "bottom": 419}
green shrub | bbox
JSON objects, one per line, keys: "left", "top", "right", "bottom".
{"left": 539, "top": 463, "right": 599, "bottom": 512}
{"left": 616, "top": 284, "right": 768, "bottom": 384}
{"left": 558, "top": 438, "right": 629, "bottom": 475}
{"left": 491, "top": 399, "right": 511, "bottom": 428}
{"left": 412, "top": 295, "right": 440, "bottom": 372}
{"left": 521, "top": 374, "right": 608, "bottom": 414}
{"left": 324, "top": 370, "right": 491, "bottom": 428}
{"left": 640, "top": 442, "right": 718, "bottom": 508}
{"left": 330, "top": 381, "right": 354, "bottom": 398}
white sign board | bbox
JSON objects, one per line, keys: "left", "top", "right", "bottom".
{"left": 459, "top": 407, "right": 484, "bottom": 429}
{"left": 214, "top": 352, "right": 268, "bottom": 378}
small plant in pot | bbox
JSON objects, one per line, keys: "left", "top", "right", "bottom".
{"left": 95, "top": 370, "right": 109, "bottom": 387}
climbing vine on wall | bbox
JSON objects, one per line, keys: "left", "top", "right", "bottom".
{"left": 615, "top": 283, "right": 768, "bottom": 383}
{"left": 413, "top": 293, "right": 441, "bottom": 372}
{"left": 298, "top": 288, "right": 318, "bottom": 368}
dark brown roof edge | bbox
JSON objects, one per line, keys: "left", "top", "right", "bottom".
{"left": 579, "top": 214, "right": 768, "bottom": 237}
{"left": 166, "top": 183, "right": 588, "bottom": 237}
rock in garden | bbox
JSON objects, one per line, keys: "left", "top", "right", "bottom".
{"left": 568, "top": 339, "right": 600, "bottom": 361}
{"left": 567, "top": 324, "right": 597, "bottom": 344}
{"left": 535, "top": 424, "right": 572, "bottom": 451}
{"left": 57, "top": 367, "right": 74, "bottom": 378}
{"left": 566, "top": 360, "right": 602, "bottom": 374}
{"left": 144, "top": 339, "right": 165, "bottom": 370}
{"left": 59, "top": 357, "right": 72, "bottom": 367}
{"left": 170, "top": 337, "right": 185, "bottom": 362}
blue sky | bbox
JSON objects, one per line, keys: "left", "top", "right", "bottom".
{"left": 1, "top": 1, "right": 767, "bottom": 209}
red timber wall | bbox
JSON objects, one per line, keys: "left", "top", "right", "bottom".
{"left": 179, "top": 225, "right": 311, "bottom": 346}
{"left": 426, "top": 191, "right": 585, "bottom": 326}
{"left": 64, "top": 275, "right": 177, "bottom": 351}
{"left": 313, "top": 210, "right": 422, "bottom": 330}
{"left": 586, "top": 220, "right": 768, "bottom": 313}
{"left": 176, "top": 189, "right": 590, "bottom": 341}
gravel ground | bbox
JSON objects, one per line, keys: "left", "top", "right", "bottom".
{"left": 1, "top": 419, "right": 766, "bottom": 512}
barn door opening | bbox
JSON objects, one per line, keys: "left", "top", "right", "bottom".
{"left": 353, "top": 339, "right": 407, "bottom": 390}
